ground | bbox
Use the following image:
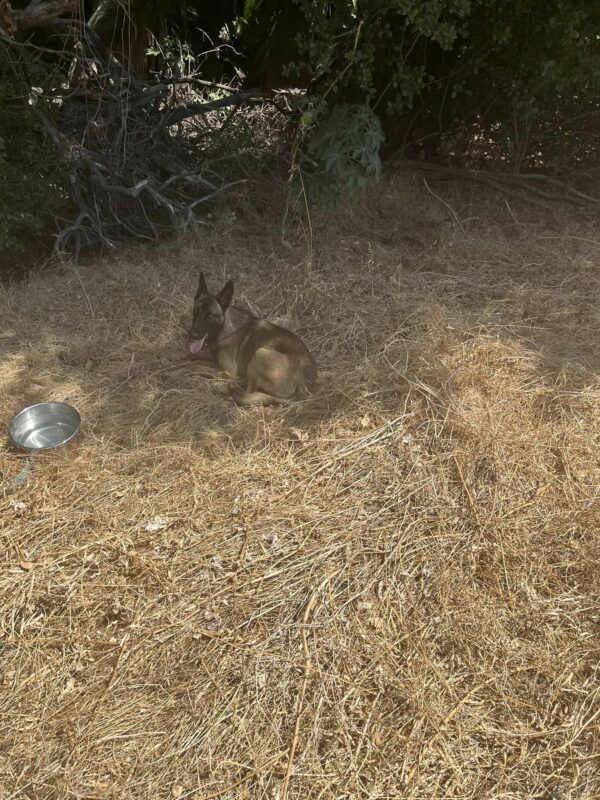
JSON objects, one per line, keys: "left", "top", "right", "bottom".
{"left": 1, "top": 173, "right": 599, "bottom": 800}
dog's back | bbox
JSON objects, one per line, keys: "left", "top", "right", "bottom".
{"left": 230, "top": 318, "right": 316, "bottom": 406}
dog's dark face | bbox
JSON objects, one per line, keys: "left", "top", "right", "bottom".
{"left": 188, "top": 272, "right": 234, "bottom": 354}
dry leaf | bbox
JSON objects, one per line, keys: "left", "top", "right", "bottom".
{"left": 257, "top": 672, "right": 267, "bottom": 689}
{"left": 62, "top": 677, "right": 76, "bottom": 696}
{"left": 192, "top": 629, "right": 224, "bottom": 640}
{"left": 144, "top": 515, "right": 169, "bottom": 532}
{"left": 20, "top": 560, "right": 34, "bottom": 571}
{"left": 372, "top": 728, "right": 384, "bottom": 747}
{"left": 290, "top": 427, "right": 308, "bottom": 441}
{"left": 171, "top": 785, "right": 184, "bottom": 799}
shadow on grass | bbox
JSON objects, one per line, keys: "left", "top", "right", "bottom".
{"left": 1, "top": 173, "right": 599, "bottom": 460}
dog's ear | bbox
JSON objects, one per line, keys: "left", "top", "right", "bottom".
{"left": 195, "top": 271, "right": 209, "bottom": 299}
{"left": 217, "top": 280, "right": 234, "bottom": 309}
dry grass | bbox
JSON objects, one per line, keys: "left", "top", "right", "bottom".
{"left": 1, "top": 174, "right": 599, "bottom": 800}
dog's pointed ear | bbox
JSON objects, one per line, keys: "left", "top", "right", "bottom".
{"left": 217, "top": 280, "right": 234, "bottom": 309}
{"left": 195, "top": 271, "right": 209, "bottom": 299}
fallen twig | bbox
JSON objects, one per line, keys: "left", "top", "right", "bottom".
{"left": 280, "top": 591, "right": 318, "bottom": 800}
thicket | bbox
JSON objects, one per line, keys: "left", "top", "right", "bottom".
{"left": 1, "top": 0, "right": 598, "bottom": 257}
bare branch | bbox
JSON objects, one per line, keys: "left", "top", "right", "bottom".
{"left": 403, "top": 159, "right": 600, "bottom": 207}
{"left": 158, "top": 76, "right": 241, "bottom": 94}
{"left": 163, "top": 90, "right": 257, "bottom": 126}
{"left": 12, "top": 0, "right": 78, "bottom": 30}
{"left": 2, "top": 20, "right": 285, "bottom": 261}
{"left": 87, "top": 0, "right": 112, "bottom": 30}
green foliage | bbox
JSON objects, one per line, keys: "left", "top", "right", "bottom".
{"left": 0, "top": 70, "right": 64, "bottom": 253}
{"left": 299, "top": 100, "right": 384, "bottom": 204}
{"left": 238, "top": 0, "right": 600, "bottom": 166}
{"left": 147, "top": 34, "right": 197, "bottom": 77}
{"left": 288, "top": 0, "right": 600, "bottom": 107}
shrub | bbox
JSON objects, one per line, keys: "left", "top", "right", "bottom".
{"left": 299, "top": 99, "right": 384, "bottom": 204}
{"left": 238, "top": 0, "right": 600, "bottom": 168}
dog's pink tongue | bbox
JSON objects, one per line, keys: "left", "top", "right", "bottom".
{"left": 189, "top": 335, "right": 207, "bottom": 354}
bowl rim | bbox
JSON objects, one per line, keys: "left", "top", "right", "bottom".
{"left": 8, "top": 401, "right": 81, "bottom": 452}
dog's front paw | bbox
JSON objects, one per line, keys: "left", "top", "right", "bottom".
{"left": 214, "top": 381, "right": 232, "bottom": 398}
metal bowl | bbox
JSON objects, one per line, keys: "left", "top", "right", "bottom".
{"left": 8, "top": 402, "right": 81, "bottom": 452}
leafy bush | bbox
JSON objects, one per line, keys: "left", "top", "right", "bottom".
{"left": 238, "top": 0, "right": 600, "bottom": 168}
{"left": 299, "top": 100, "right": 384, "bottom": 204}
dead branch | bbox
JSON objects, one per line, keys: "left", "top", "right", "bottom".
{"left": 12, "top": 0, "right": 77, "bottom": 30}
{"left": 158, "top": 76, "right": 242, "bottom": 94}
{"left": 163, "top": 90, "right": 258, "bottom": 126}
{"left": 402, "top": 159, "right": 600, "bottom": 207}
{"left": 1, "top": 17, "right": 284, "bottom": 260}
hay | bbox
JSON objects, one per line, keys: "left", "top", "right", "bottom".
{"left": 1, "top": 175, "right": 599, "bottom": 799}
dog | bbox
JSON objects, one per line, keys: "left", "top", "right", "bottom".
{"left": 188, "top": 272, "right": 317, "bottom": 406}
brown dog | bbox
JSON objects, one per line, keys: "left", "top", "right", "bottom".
{"left": 188, "top": 273, "right": 316, "bottom": 406}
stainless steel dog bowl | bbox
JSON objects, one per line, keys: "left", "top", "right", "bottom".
{"left": 8, "top": 402, "right": 81, "bottom": 452}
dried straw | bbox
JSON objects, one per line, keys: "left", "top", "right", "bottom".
{"left": 1, "top": 175, "right": 599, "bottom": 799}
